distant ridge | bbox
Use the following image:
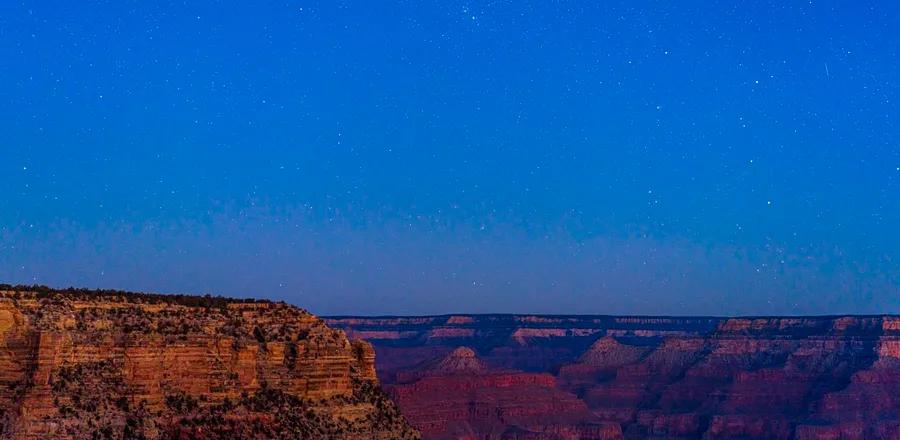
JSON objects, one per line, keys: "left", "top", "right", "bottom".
{"left": 330, "top": 313, "right": 900, "bottom": 439}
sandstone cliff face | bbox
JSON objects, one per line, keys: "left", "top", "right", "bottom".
{"left": 0, "top": 287, "right": 419, "bottom": 440}
{"left": 327, "top": 314, "right": 900, "bottom": 440}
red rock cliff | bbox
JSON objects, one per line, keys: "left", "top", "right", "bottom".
{"left": 0, "top": 287, "right": 419, "bottom": 440}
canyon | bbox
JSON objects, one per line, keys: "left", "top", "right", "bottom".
{"left": 2, "top": 283, "right": 897, "bottom": 440}
{"left": 0, "top": 285, "right": 419, "bottom": 440}
{"left": 326, "top": 314, "right": 900, "bottom": 440}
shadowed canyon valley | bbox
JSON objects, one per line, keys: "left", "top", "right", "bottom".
{"left": 327, "top": 313, "right": 900, "bottom": 440}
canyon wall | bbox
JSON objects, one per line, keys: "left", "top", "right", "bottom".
{"left": 0, "top": 286, "right": 419, "bottom": 440}
{"left": 327, "top": 314, "right": 900, "bottom": 440}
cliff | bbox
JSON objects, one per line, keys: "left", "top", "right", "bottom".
{"left": 0, "top": 286, "right": 419, "bottom": 440}
{"left": 327, "top": 314, "right": 900, "bottom": 440}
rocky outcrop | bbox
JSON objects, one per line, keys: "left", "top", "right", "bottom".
{"left": 329, "top": 314, "right": 900, "bottom": 440}
{"left": 558, "top": 337, "right": 651, "bottom": 387}
{"left": 0, "top": 286, "right": 419, "bottom": 440}
{"left": 393, "top": 347, "right": 491, "bottom": 384}
{"left": 417, "top": 347, "right": 489, "bottom": 374}
{"left": 387, "top": 347, "right": 622, "bottom": 440}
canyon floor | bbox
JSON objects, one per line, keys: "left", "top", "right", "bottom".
{"left": 326, "top": 314, "right": 900, "bottom": 440}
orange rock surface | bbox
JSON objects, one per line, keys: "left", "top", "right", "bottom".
{"left": 0, "top": 286, "right": 419, "bottom": 440}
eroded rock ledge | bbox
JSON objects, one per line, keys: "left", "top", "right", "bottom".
{"left": 0, "top": 285, "right": 419, "bottom": 440}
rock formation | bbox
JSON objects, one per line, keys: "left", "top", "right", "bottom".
{"left": 0, "top": 285, "right": 419, "bottom": 440}
{"left": 558, "top": 337, "right": 651, "bottom": 388}
{"left": 327, "top": 314, "right": 900, "bottom": 440}
{"left": 386, "top": 346, "right": 623, "bottom": 440}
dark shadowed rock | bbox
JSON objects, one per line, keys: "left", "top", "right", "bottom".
{"left": 329, "top": 314, "right": 899, "bottom": 440}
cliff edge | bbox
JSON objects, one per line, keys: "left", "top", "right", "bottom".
{"left": 0, "top": 285, "right": 419, "bottom": 440}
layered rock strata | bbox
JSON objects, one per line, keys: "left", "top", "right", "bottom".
{"left": 328, "top": 314, "right": 899, "bottom": 440}
{"left": 387, "top": 347, "right": 623, "bottom": 440}
{"left": 0, "top": 286, "right": 419, "bottom": 440}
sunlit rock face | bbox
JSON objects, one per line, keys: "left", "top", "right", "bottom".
{"left": 0, "top": 286, "right": 419, "bottom": 440}
{"left": 328, "top": 314, "right": 899, "bottom": 440}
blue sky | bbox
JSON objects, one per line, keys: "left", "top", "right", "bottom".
{"left": 1, "top": 1, "right": 898, "bottom": 315}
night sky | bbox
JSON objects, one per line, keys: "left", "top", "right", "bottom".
{"left": 2, "top": 1, "right": 899, "bottom": 315}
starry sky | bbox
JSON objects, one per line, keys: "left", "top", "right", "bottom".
{"left": 2, "top": 1, "right": 899, "bottom": 315}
